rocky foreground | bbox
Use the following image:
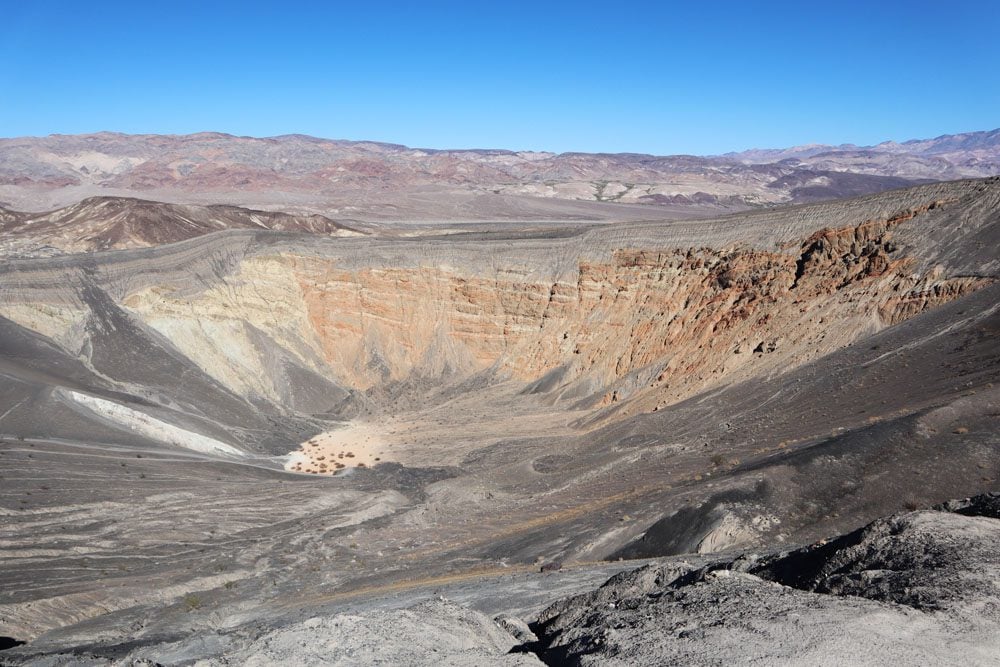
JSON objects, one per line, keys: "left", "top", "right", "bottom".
{"left": 4, "top": 493, "right": 998, "bottom": 665}
{"left": 529, "top": 493, "right": 1000, "bottom": 665}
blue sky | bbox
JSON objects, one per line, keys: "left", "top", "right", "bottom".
{"left": 1, "top": 1, "right": 996, "bottom": 154}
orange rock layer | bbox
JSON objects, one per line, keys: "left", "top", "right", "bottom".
{"left": 285, "top": 212, "right": 988, "bottom": 415}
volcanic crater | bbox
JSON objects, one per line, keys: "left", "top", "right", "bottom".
{"left": 0, "top": 177, "right": 998, "bottom": 663}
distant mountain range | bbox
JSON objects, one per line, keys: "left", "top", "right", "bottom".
{"left": 0, "top": 128, "right": 997, "bottom": 220}
{"left": 725, "top": 128, "right": 1000, "bottom": 176}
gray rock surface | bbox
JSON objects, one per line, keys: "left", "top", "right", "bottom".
{"left": 199, "top": 599, "right": 542, "bottom": 666}
{"left": 7, "top": 497, "right": 1000, "bottom": 665}
{"left": 530, "top": 497, "right": 1000, "bottom": 666}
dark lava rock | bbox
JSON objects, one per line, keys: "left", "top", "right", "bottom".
{"left": 530, "top": 497, "right": 1000, "bottom": 665}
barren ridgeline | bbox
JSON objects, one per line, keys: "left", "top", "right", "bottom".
{"left": 2, "top": 129, "right": 999, "bottom": 217}
{"left": 0, "top": 177, "right": 998, "bottom": 662}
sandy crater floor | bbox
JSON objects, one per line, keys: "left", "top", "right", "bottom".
{"left": 284, "top": 421, "right": 394, "bottom": 475}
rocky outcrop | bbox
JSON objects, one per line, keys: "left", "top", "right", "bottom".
{"left": 529, "top": 495, "right": 1000, "bottom": 665}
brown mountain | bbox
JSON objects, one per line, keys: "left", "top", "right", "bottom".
{"left": 0, "top": 196, "right": 364, "bottom": 256}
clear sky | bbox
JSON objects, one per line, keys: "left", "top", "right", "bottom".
{"left": 1, "top": 1, "right": 997, "bottom": 154}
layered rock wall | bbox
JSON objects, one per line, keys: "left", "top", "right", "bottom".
{"left": 0, "top": 179, "right": 995, "bottom": 418}
{"left": 114, "top": 218, "right": 989, "bottom": 414}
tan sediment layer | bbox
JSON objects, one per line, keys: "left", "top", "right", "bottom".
{"left": 284, "top": 421, "right": 393, "bottom": 475}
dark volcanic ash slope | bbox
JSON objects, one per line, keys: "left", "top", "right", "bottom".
{"left": 0, "top": 178, "right": 997, "bottom": 657}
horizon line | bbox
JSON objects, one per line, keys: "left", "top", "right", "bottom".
{"left": 2, "top": 126, "right": 997, "bottom": 159}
